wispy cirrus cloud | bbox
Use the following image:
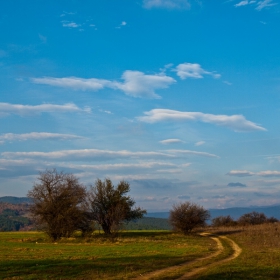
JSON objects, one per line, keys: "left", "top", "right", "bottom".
{"left": 0, "top": 132, "right": 84, "bottom": 143}
{"left": 227, "top": 170, "right": 254, "bottom": 177}
{"left": 256, "top": 0, "right": 277, "bottom": 10}
{"left": 2, "top": 149, "right": 173, "bottom": 161}
{"left": 143, "top": 0, "right": 191, "bottom": 9}
{"left": 159, "top": 138, "right": 184, "bottom": 144}
{"left": 61, "top": 21, "right": 81, "bottom": 28}
{"left": 166, "top": 149, "right": 219, "bottom": 158}
{"left": 1, "top": 148, "right": 219, "bottom": 162}
{"left": 115, "top": 21, "right": 127, "bottom": 29}
{"left": 195, "top": 141, "right": 205, "bottom": 146}
{"left": 0, "top": 102, "right": 90, "bottom": 116}
{"left": 175, "top": 63, "right": 221, "bottom": 79}
{"left": 31, "top": 70, "right": 176, "bottom": 99}
{"left": 235, "top": 1, "right": 256, "bottom": 7}
{"left": 138, "top": 109, "right": 266, "bottom": 132}
{"left": 227, "top": 170, "right": 280, "bottom": 177}
{"left": 66, "top": 161, "right": 177, "bottom": 172}
{"left": 234, "top": 0, "right": 277, "bottom": 10}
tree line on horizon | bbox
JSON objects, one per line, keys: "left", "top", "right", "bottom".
{"left": 0, "top": 168, "right": 278, "bottom": 235}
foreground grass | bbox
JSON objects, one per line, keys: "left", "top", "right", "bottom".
{"left": 0, "top": 230, "right": 215, "bottom": 279}
{"left": 195, "top": 223, "right": 280, "bottom": 280}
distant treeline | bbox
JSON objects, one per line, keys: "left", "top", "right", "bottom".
{"left": 125, "top": 217, "right": 171, "bottom": 230}
{"left": 0, "top": 204, "right": 32, "bottom": 231}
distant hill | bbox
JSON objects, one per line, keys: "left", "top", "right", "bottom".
{"left": 147, "top": 205, "right": 280, "bottom": 221}
{"left": 0, "top": 196, "right": 31, "bottom": 204}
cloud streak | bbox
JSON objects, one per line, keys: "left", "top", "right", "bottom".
{"left": 1, "top": 148, "right": 219, "bottom": 161}
{"left": 0, "top": 132, "right": 84, "bottom": 142}
{"left": 166, "top": 149, "right": 219, "bottom": 158}
{"left": 227, "top": 170, "right": 280, "bottom": 177}
{"left": 31, "top": 70, "right": 176, "bottom": 99}
{"left": 234, "top": 0, "right": 277, "bottom": 10}
{"left": 0, "top": 102, "right": 90, "bottom": 116}
{"left": 138, "top": 109, "right": 266, "bottom": 132}
{"left": 175, "top": 63, "right": 221, "bottom": 79}
{"left": 159, "top": 139, "right": 184, "bottom": 144}
{"left": 143, "top": 0, "right": 191, "bottom": 9}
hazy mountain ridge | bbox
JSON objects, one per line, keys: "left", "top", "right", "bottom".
{"left": 1, "top": 197, "right": 279, "bottom": 231}
{"left": 0, "top": 196, "right": 32, "bottom": 204}
{"left": 147, "top": 205, "right": 280, "bottom": 220}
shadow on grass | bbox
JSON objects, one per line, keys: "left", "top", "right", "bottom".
{"left": 0, "top": 254, "right": 191, "bottom": 279}
{"left": 209, "top": 229, "right": 243, "bottom": 236}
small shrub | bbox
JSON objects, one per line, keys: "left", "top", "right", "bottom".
{"left": 212, "top": 215, "right": 237, "bottom": 227}
{"left": 169, "top": 202, "right": 210, "bottom": 234}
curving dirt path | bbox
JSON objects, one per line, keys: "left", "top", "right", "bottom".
{"left": 132, "top": 233, "right": 242, "bottom": 280}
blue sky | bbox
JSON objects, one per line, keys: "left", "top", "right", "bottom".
{"left": 0, "top": 0, "right": 280, "bottom": 211}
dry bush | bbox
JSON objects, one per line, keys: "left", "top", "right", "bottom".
{"left": 212, "top": 215, "right": 237, "bottom": 227}
{"left": 169, "top": 202, "right": 210, "bottom": 234}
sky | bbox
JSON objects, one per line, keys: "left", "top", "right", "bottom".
{"left": 0, "top": 0, "right": 280, "bottom": 211}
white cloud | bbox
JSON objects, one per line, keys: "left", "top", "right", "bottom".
{"left": 227, "top": 170, "right": 254, "bottom": 176}
{"left": 166, "top": 149, "right": 219, "bottom": 158}
{"left": 0, "top": 132, "right": 84, "bottom": 142}
{"left": 227, "top": 170, "right": 280, "bottom": 177}
{"left": 114, "top": 70, "right": 175, "bottom": 98}
{"left": 159, "top": 139, "right": 184, "bottom": 144}
{"left": 116, "top": 21, "right": 127, "bottom": 29}
{"left": 0, "top": 102, "right": 89, "bottom": 116}
{"left": 175, "top": 63, "right": 221, "bottom": 79}
{"left": 235, "top": 1, "right": 250, "bottom": 7}
{"left": 61, "top": 21, "right": 80, "bottom": 28}
{"left": 66, "top": 161, "right": 177, "bottom": 172}
{"left": 2, "top": 149, "right": 173, "bottom": 161}
{"left": 143, "top": 0, "right": 191, "bottom": 9}
{"left": 32, "top": 77, "right": 110, "bottom": 91}
{"left": 195, "top": 141, "right": 205, "bottom": 146}
{"left": 257, "top": 171, "right": 280, "bottom": 177}
{"left": 31, "top": 70, "right": 176, "bottom": 99}
{"left": 256, "top": 0, "right": 277, "bottom": 10}
{"left": 234, "top": 0, "right": 276, "bottom": 9}
{"left": 138, "top": 109, "right": 266, "bottom": 132}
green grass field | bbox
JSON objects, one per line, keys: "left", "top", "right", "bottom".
{"left": 0, "top": 231, "right": 215, "bottom": 279}
{"left": 2, "top": 224, "right": 280, "bottom": 279}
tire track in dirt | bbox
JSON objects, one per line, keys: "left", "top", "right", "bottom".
{"left": 177, "top": 235, "right": 242, "bottom": 279}
{"left": 132, "top": 233, "right": 241, "bottom": 280}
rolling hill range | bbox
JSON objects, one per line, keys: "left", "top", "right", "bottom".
{"left": 147, "top": 205, "right": 280, "bottom": 220}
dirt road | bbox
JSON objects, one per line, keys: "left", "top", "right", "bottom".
{"left": 132, "top": 232, "right": 242, "bottom": 280}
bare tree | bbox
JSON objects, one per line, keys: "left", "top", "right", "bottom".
{"left": 237, "top": 211, "right": 278, "bottom": 226}
{"left": 88, "top": 178, "right": 146, "bottom": 235}
{"left": 27, "top": 169, "right": 90, "bottom": 241}
{"left": 211, "top": 215, "right": 237, "bottom": 227}
{"left": 169, "top": 202, "right": 210, "bottom": 234}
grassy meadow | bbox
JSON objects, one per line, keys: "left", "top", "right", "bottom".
{"left": 0, "top": 230, "right": 215, "bottom": 279}
{"left": 1, "top": 224, "right": 280, "bottom": 279}
{"left": 195, "top": 223, "right": 280, "bottom": 280}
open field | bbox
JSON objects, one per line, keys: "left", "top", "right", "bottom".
{"left": 0, "top": 231, "right": 216, "bottom": 279}
{"left": 194, "top": 223, "right": 280, "bottom": 280}
{"left": 1, "top": 224, "right": 280, "bottom": 279}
